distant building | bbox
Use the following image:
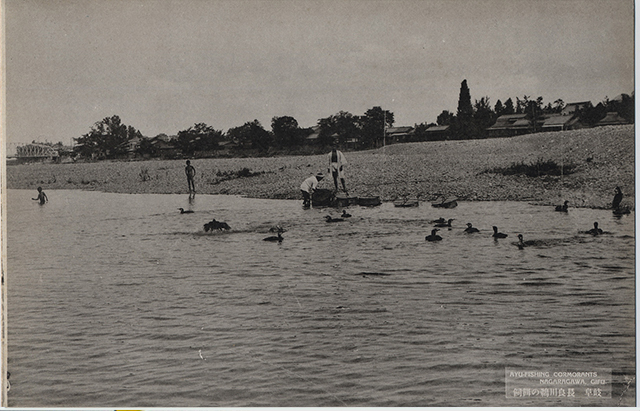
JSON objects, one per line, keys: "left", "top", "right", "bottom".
{"left": 486, "top": 114, "right": 532, "bottom": 137}
{"left": 596, "top": 112, "right": 630, "bottom": 127}
{"left": 150, "top": 135, "right": 180, "bottom": 157}
{"left": 305, "top": 126, "right": 321, "bottom": 144}
{"left": 123, "top": 136, "right": 142, "bottom": 156}
{"left": 385, "top": 126, "right": 414, "bottom": 143}
{"left": 218, "top": 140, "right": 239, "bottom": 150}
{"left": 424, "top": 125, "right": 451, "bottom": 140}
{"left": 540, "top": 114, "right": 585, "bottom": 132}
{"left": 345, "top": 137, "right": 360, "bottom": 149}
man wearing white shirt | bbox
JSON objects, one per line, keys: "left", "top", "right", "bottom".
{"left": 328, "top": 144, "right": 347, "bottom": 193}
{"left": 300, "top": 172, "right": 324, "bottom": 208}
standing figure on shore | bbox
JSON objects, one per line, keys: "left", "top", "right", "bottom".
{"left": 328, "top": 143, "right": 347, "bottom": 193}
{"left": 185, "top": 160, "right": 196, "bottom": 194}
{"left": 32, "top": 187, "right": 48, "bottom": 205}
{"left": 612, "top": 186, "right": 623, "bottom": 209}
{"left": 300, "top": 173, "right": 324, "bottom": 208}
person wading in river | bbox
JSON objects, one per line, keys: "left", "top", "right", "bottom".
{"left": 300, "top": 172, "right": 324, "bottom": 208}
{"left": 32, "top": 186, "right": 48, "bottom": 205}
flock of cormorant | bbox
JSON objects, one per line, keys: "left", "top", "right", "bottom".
{"left": 183, "top": 186, "right": 628, "bottom": 246}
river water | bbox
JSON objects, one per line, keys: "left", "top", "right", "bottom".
{"left": 6, "top": 189, "right": 635, "bottom": 407}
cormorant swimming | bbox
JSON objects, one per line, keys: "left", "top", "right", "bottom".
{"left": 492, "top": 226, "right": 508, "bottom": 238}
{"left": 586, "top": 222, "right": 603, "bottom": 236}
{"left": 425, "top": 229, "right": 443, "bottom": 242}
{"left": 434, "top": 218, "right": 454, "bottom": 228}
{"left": 464, "top": 223, "right": 479, "bottom": 233}
{"left": 178, "top": 208, "right": 194, "bottom": 214}
{"left": 204, "top": 219, "right": 231, "bottom": 232}
{"left": 555, "top": 201, "right": 569, "bottom": 212}
{"left": 263, "top": 228, "right": 284, "bottom": 242}
{"left": 515, "top": 234, "right": 540, "bottom": 249}
{"left": 341, "top": 210, "right": 352, "bottom": 218}
{"left": 325, "top": 215, "right": 345, "bottom": 223}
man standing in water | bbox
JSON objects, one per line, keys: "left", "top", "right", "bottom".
{"left": 185, "top": 160, "right": 196, "bottom": 193}
{"left": 300, "top": 172, "right": 324, "bottom": 208}
{"left": 328, "top": 143, "right": 347, "bottom": 193}
{"left": 32, "top": 187, "right": 48, "bottom": 205}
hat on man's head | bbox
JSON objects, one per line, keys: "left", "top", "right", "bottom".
{"left": 316, "top": 172, "right": 324, "bottom": 179}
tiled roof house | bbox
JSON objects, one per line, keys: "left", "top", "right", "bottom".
{"left": 596, "top": 112, "right": 630, "bottom": 127}
{"left": 486, "top": 114, "right": 532, "bottom": 137}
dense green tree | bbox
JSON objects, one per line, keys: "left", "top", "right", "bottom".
{"left": 227, "top": 120, "right": 272, "bottom": 151}
{"left": 176, "top": 123, "right": 223, "bottom": 155}
{"left": 552, "top": 99, "right": 565, "bottom": 113}
{"left": 494, "top": 100, "right": 505, "bottom": 116}
{"left": 360, "top": 106, "right": 394, "bottom": 148}
{"left": 472, "top": 97, "right": 495, "bottom": 138}
{"left": 607, "top": 93, "right": 635, "bottom": 122}
{"left": 503, "top": 98, "right": 515, "bottom": 115}
{"left": 436, "top": 110, "right": 455, "bottom": 126}
{"left": 136, "top": 137, "right": 157, "bottom": 157}
{"left": 521, "top": 97, "right": 543, "bottom": 132}
{"left": 576, "top": 102, "right": 605, "bottom": 127}
{"left": 74, "top": 115, "right": 141, "bottom": 159}
{"left": 317, "top": 111, "right": 361, "bottom": 147}
{"left": 516, "top": 96, "right": 528, "bottom": 114}
{"left": 271, "top": 116, "right": 303, "bottom": 147}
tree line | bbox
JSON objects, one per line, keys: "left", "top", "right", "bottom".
{"left": 417, "top": 79, "right": 635, "bottom": 141}
{"left": 70, "top": 80, "right": 634, "bottom": 159}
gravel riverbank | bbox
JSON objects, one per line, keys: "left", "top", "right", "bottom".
{"left": 6, "top": 125, "right": 634, "bottom": 209}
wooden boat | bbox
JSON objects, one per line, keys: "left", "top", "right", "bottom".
{"left": 431, "top": 196, "right": 458, "bottom": 209}
{"left": 335, "top": 192, "right": 359, "bottom": 207}
{"left": 312, "top": 190, "right": 382, "bottom": 208}
{"left": 357, "top": 196, "right": 382, "bottom": 207}
{"left": 613, "top": 206, "right": 631, "bottom": 216}
{"left": 311, "top": 189, "right": 335, "bottom": 207}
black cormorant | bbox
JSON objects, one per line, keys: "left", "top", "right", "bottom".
{"left": 425, "top": 229, "right": 443, "bottom": 242}
{"left": 263, "top": 229, "right": 284, "bottom": 242}
{"left": 434, "top": 218, "right": 454, "bottom": 228}
{"left": 586, "top": 222, "right": 603, "bottom": 236}
{"left": 464, "top": 223, "right": 480, "bottom": 233}
{"left": 492, "top": 226, "right": 508, "bottom": 238}
{"left": 204, "top": 219, "right": 231, "bottom": 232}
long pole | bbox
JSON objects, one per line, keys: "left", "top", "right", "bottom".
{"left": 383, "top": 111, "right": 386, "bottom": 147}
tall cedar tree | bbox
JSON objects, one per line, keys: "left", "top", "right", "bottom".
{"left": 457, "top": 80, "right": 473, "bottom": 119}
{"left": 454, "top": 79, "right": 475, "bottom": 139}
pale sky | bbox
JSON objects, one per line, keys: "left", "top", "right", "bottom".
{"left": 4, "top": 0, "right": 635, "bottom": 146}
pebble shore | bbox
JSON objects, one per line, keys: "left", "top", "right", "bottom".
{"left": 6, "top": 125, "right": 634, "bottom": 210}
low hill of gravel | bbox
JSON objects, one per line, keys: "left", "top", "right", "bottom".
{"left": 6, "top": 124, "right": 634, "bottom": 209}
